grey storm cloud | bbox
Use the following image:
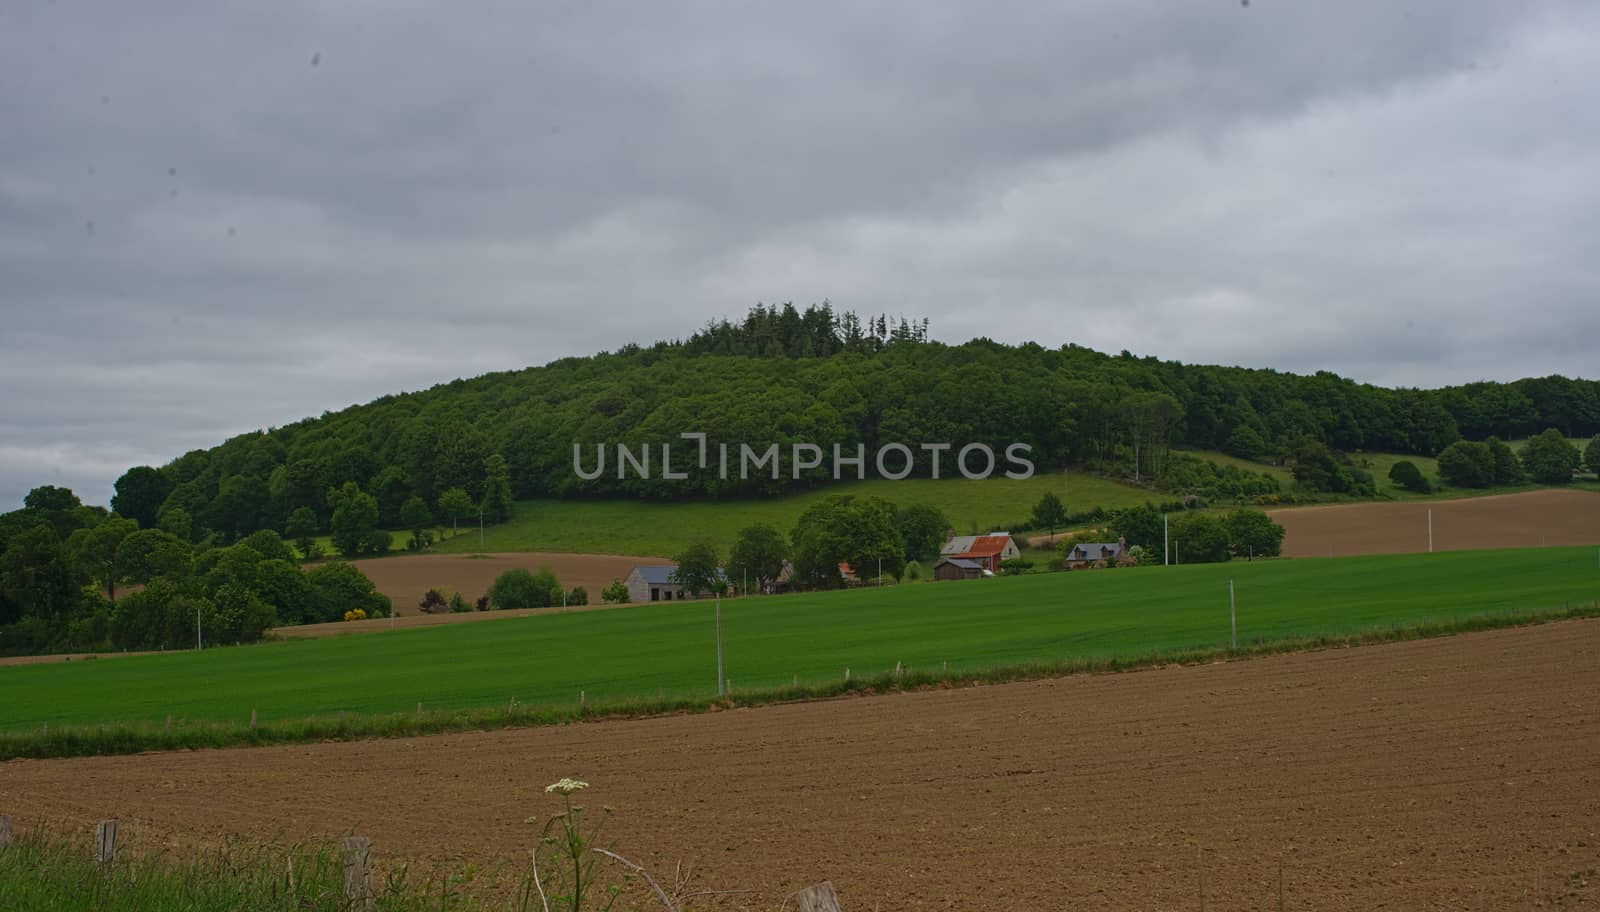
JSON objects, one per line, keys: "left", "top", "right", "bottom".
{"left": 2, "top": 1, "right": 1597, "bottom": 508}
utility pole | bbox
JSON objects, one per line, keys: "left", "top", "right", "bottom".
{"left": 1229, "top": 579, "right": 1237, "bottom": 650}
{"left": 196, "top": 604, "right": 202, "bottom": 651}
{"left": 1164, "top": 514, "right": 1170, "bottom": 566}
{"left": 715, "top": 592, "right": 724, "bottom": 697}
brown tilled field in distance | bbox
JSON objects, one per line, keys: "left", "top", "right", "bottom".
{"left": 342, "top": 551, "right": 670, "bottom": 617}
{"left": 1272, "top": 487, "right": 1600, "bottom": 558}
{"left": 5, "top": 620, "right": 1597, "bottom": 910}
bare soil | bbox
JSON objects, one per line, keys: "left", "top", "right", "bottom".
{"left": 338, "top": 551, "right": 669, "bottom": 617}
{"left": 1271, "top": 487, "right": 1600, "bottom": 558}
{"left": 5, "top": 621, "right": 1597, "bottom": 910}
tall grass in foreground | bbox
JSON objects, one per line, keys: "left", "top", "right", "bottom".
{"left": 2, "top": 602, "right": 1595, "bottom": 762}
{"left": 0, "top": 828, "right": 500, "bottom": 911}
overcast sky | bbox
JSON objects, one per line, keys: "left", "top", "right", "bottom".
{"left": 3, "top": 1, "right": 1597, "bottom": 510}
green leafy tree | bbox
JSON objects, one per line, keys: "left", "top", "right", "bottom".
{"left": 304, "top": 561, "right": 391, "bottom": 623}
{"left": 1223, "top": 425, "right": 1269, "bottom": 460}
{"left": 239, "top": 529, "right": 297, "bottom": 564}
{"left": 1520, "top": 428, "right": 1581, "bottom": 484}
{"left": 600, "top": 579, "right": 630, "bottom": 603}
{"left": 327, "top": 482, "right": 386, "bottom": 557}
{"left": 209, "top": 584, "right": 278, "bottom": 644}
{"left": 1587, "top": 435, "right": 1600, "bottom": 475}
{"left": 1485, "top": 436, "right": 1523, "bottom": 485}
{"left": 671, "top": 542, "right": 723, "bottom": 596}
{"left": 479, "top": 454, "right": 514, "bottom": 524}
{"left": 1169, "top": 513, "right": 1231, "bottom": 563}
{"left": 1437, "top": 440, "right": 1494, "bottom": 488}
{"left": 727, "top": 525, "right": 788, "bottom": 593}
{"left": 438, "top": 487, "right": 475, "bottom": 538}
{"left": 111, "top": 466, "right": 173, "bottom": 529}
{"left": 488, "top": 566, "right": 563, "bottom": 609}
{"left": 790, "top": 495, "right": 902, "bottom": 588}
{"left": 66, "top": 516, "right": 137, "bottom": 601}
{"left": 400, "top": 496, "right": 433, "bottom": 552}
{"left": 1108, "top": 504, "right": 1163, "bottom": 553}
{"left": 1387, "top": 460, "right": 1431, "bottom": 493}
{"left": 1223, "top": 509, "right": 1285, "bottom": 559}
{"left": 1030, "top": 492, "right": 1068, "bottom": 539}
{"left": 253, "top": 558, "right": 314, "bottom": 625}
{"left": 158, "top": 505, "right": 193, "bottom": 542}
{"left": 115, "top": 529, "right": 192, "bottom": 584}
{"left": 110, "top": 580, "right": 211, "bottom": 650}
{"left": 0, "top": 524, "right": 83, "bottom": 622}
{"left": 284, "top": 506, "right": 320, "bottom": 561}
{"left": 894, "top": 503, "right": 949, "bottom": 563}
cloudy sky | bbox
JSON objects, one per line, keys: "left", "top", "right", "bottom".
{"left": 3, "top": 1, "right": 1597, "bottom": 509}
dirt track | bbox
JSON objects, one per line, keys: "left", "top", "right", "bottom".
{"left": 1271, "top": 488, "right": 1600, "bottom": 558}
{"left": 5, "top": 621, "right": 1598, "bottom": 910}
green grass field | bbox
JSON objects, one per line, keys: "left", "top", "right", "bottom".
{"left": 428, "top": 469, "right": 1154, "bottom": 556}
{"left": 6, "top": 546, "right": 1597, "bottom": 733}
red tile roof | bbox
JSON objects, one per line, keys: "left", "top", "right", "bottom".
{"left": 952, "top": 534, "right": 1011, "bottom": 559}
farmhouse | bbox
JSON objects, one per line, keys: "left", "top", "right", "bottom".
{"left": 932, "top": 557, "right": 989, "bottom": 581}
{"left": 1063, "top": 541, "right": 1125, "bottom": 570}
{"left": 939, "top": 532, "right": 1021, "bottom": 573}
{"left": 624, "top": 565, "right": 727, "bottom": 602}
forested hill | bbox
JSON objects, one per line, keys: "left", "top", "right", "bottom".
{"left": 95, "top": 304, "right": 1599, "bottom": 540}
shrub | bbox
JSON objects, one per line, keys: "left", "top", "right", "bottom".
{"left": 303, "top": 561, "right": 391, "bottom": 623}
{"left": 448, "top": 591, "right": 471, "bottom": 613}
{"left": 1587, "top": 435, "right": 1600, "bottom": 475}
{"left": 566, "top": 586, "right": 588, "bottom": 606}
{"left": 600, "top": 579, "right": 630, "bottom": 604}
{"left": 1521, "top": 428, "right": 1581, "bottom": 484}
{"left": 488, "top": 567, "right": 563, "bottom": 610}
{"left": 418, "top": 588, "right": 449, "bottom": 614}
{"left": 1437, "top": 440, "right": 1494, "bottom": 488}
{"left": 1224, "top": 509, "right": 1285, "bottom": 559}
{"left": 998, "top": 558, "right": 1034, "bottom": 575}
{"left": 1169, "top": 513, "right": 1231, "bottom": 563}
{"left": 904, "top": 560, "right": 923, "bottom": 581}
{"left": 1387, "top": 460, "right": 1431, "bottom": 493}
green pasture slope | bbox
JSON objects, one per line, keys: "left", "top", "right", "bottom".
{"left": 429, "top": 469, "right": 1149, "bottom": 556}
{"left": 5, "top": 546, "right": 1598, "bottom": 732}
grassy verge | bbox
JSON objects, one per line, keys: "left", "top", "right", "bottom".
{"left": 4, "top": 600, "right": 1596, "bottom": 762}
{"left": 0, "top": 828, "right": 514, "bottom": 911}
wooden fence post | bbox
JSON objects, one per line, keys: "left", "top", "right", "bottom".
{"left": 95, "top": 819, "right": 118, "bottom": 868}
{"left": 796, "top": 881, "right": 843, "bottom": 912}
{"left": 0, "top": 815, "right": 12, "bottom": 851}
{"left": 341, "top": 835, "right": 373, "bottom": 912}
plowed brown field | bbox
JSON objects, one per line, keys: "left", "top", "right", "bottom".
{"left": 1272, "top": 487, "right": 1600, "bottom": 558}
{"left": 345, "top": 551, "right": 668, "bottom": 617}
{"left": 5, "top": 621, "right": 1598, "bottom": 910}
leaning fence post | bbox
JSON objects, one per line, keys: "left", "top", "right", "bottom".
{"left": 0, "top": 815, "right": 12, "bottom": 851}
{"left": 341, "top": 835, "right": 374, "bottom": 911}
{"left": 796, "top": 880, "right": 844, "bottom": 912}
{"left": 95, "top": 819, "right": 118, "bottom": 868}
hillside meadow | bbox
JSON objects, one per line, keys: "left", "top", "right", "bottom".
{"left": 4, "top": 545, "right": 1597, "bottom": 734}
{"left": 425, "top": 468, "right": 1147, "bottom": 556}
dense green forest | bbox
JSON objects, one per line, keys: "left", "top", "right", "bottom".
{"left": 99, "top": 303, "right": 1600, "bottom": 542}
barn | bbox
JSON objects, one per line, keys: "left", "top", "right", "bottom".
{"left": 939, "top": 532, "right": 1021, "bottom": 573}
{"left": 933, "top": 557, "right": 988, "bottom": 581}
{"left": 623, "top": 565, "right": 726, "bottom": 602}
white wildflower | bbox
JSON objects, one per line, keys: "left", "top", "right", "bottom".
{"left": 545, "top": 777, "right": 589, "bottom": 795}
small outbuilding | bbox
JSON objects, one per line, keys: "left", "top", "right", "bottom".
{"left": 933, "top": 557, "right": 990, "bottom": 581}
{"left": 624, "top": 564, "right": 727, "bottom": 602}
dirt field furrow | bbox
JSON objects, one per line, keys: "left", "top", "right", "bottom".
{"left": 1271, "top": 487, "right": 1600, "bottom": 558}
{"left": 4, "top": 621, "right": 1599, "bottom": 910}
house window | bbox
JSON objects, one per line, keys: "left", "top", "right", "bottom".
{"left": 651, "top": 587, "right": 660, "bottom": 601}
